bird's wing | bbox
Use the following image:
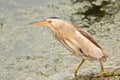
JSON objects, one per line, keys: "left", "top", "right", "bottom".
{"left": 74, "top": 25, "right": 108, "bottom": 59}
{"left": 76, "top": 27, "right": 102, "bottom": 50}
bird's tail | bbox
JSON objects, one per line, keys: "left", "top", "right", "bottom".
{"left": 102, "top": 50, "right": 108, "bottom": 58}
{"left": 102, "top": 50, "right": 108, "bottom": 61}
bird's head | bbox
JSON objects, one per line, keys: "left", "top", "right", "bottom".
{"left": 29, "top": 17, "right": 62, "bottom": 28}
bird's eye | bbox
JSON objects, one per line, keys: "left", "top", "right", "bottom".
{"left": 46, "top": 20, "right": 52, "bottom": 23}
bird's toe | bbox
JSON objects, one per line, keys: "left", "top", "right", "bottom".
{"left": 94, "top": 70, "right": 114, "bottom": 77}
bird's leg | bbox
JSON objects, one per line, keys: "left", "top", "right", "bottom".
{"left": 95, "top": 59, "right": 113, "bottom": 77}
{"left": 74, "top": 59, "right": 85, "bottom": 76}
{"left": 100, "top": 58, "right": 106, "bottom": 73}
{"left": 94, "top": 59, "right": 106, "bottom": 77}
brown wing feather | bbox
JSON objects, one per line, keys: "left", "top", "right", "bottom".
{"left": 74, "top": 25, "right": 102, "bottom": 49}
{"left": 75, "top": 25, "right": 108, "bottom": 58}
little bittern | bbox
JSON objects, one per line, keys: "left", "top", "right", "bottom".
{"left": 29, "top": 17, "right": 108, "bottom": 76}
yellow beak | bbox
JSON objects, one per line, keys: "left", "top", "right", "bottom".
{"left": 29, "top": 20, "right": 51, "bottom": 26}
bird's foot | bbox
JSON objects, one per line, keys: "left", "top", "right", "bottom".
{"left": 94, "top": 70, "right": 114, "bottom": 77}
{"left": 73, "top": 71, "right": 78, "bottom": 76}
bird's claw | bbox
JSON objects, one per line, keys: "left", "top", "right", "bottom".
{"left": 94, "top": 70, "right": 114, "bottom": 77}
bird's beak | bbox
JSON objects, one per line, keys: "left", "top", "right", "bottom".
{"left": 29, "top": 20, "right": 51, "bottom": 27}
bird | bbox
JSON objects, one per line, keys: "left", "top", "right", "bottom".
{"left": 29, "top": 17, "right": 109, "bottom": 77}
